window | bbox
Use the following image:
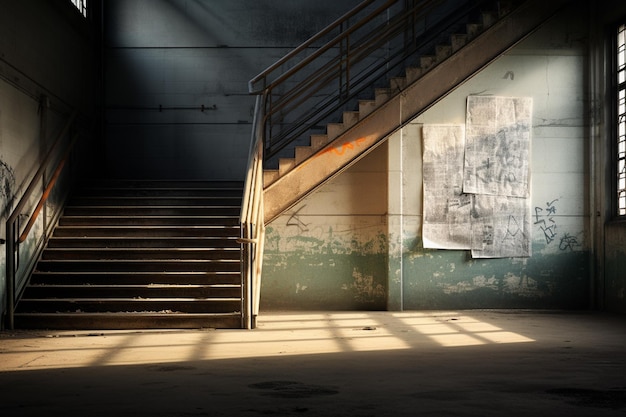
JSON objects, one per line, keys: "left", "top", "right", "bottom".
{"left": 70, "top": 0, "right": 87, "bottom": 18}
{"left": 617, "top": 23, "right": 626, "bottom": 215}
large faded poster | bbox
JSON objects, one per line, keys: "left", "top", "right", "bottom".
{"left": 422, "top": 124, "right": 474, "bottom": 249}
{"left": 463, "top": 96, "right": 532, "bottom": 198}
{"left": 421, "top": 96, "right": 533, "bottom": 258}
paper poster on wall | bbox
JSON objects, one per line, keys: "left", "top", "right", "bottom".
{"left": 463, "top": 96, "right": 532, "bottom": 198}
{"left": 470, "top": 194, "right": 531, "bottom": 258}
{"left": 422, "top": 124, "right": 475, "bottom": 249}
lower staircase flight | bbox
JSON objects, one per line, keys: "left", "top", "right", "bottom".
{"left": 13, "top": 180, "right": 245, "bottom": 330}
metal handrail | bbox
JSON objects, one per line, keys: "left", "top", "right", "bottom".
{"left": 249, "top": 0, "right": 493, "bottom": 163}
{"left": 239, "top": 95, "right": 266, "bottom": 329}
{"left": 4, "top": 110, "right": 79, "bottom": 329}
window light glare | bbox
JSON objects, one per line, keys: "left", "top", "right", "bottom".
{"left": 70, "top": 0, "right": 87, "bottom": 17}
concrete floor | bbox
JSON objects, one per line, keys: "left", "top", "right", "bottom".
{"left": 0, "top": 310, "right": 625, "bottom": 416}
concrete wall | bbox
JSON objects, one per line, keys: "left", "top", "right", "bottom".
{"left": 0, "top": 0, "right": 95, "bottom": 320}
{"left": 103, "top": 0, "right": 364, "bottom": 179}
{"left": 261, "top": 5, "right": 593, "bottom": 311}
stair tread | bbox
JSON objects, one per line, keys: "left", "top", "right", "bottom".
{"left": 15, "top": 311, "right": 241, "bottom": 316}
{"left": 65, "top": 205, "right": 242, "bottom": 208}
{"left": 27, "top": 284, "right": 241, "bottom": 288}
{"left": 44, "top": 247, "right": 240, "bottom": 251}
{"left": 32, "top": 270, "right": 239, "bottom": 274}
{"left": 20, "top": 297, "right": 241, "bottom": 301}
{"left": 38, "top": 258, "right": 240, "bottom": 262}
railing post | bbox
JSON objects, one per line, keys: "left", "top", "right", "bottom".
{"left": 5, "top": 220, "right": 16, "bottom": 330}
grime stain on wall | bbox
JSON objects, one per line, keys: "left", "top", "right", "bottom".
{"left": 401, "top": 237, "right": 589, "bottom": 309}
{"left": 261, "top": 225, "right": 388, "bottom": 310}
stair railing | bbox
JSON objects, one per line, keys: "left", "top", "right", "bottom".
{"left": 4, "top": 110, "right": 80, "bottom": 330}
{"left": 239, "top": 94, "right": 266, "bottom": 329}
{"left": 242, "top": 0, "right": 509, "bottom": 326}
{"left": 248, "top": 0, "right": 496, "bottom": 164}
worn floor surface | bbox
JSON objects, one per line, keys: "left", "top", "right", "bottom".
{"left": 0, "top": 310, "right": 625, "bottom": 416}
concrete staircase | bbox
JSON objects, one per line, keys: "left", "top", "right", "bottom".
{"left": 13, "top": 180, "right": 244, "bottom": 330}
{"left": 262, "top": 0, "right": 571, "bottom": 222}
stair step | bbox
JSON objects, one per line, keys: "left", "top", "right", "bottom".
{"left": 16, "top": 298, "right": 241, "bottom": 314}
{"left": 53, "top": 226, "right": 239, "bottom": 238}
{"left": 263, "top": 170, "right": 280, "bottom": 187}
{"left": 310, "top": 134, "right": 329, "bottom": 150}
{"left": 47, "top": 236, "right": 240, "bottom": 248}
{"left": 64, "top": 206, "right": 240, "bottom": 216}
{"left": 374, "top": 88, "right": 392, "bottom": 106}
{"left": 450, "top": 33, "right": 468, "bottom": 52}
{"left": 295, "top": 146, "right": 314, "bottom": 164}
{"left": 405, "top": 67, "right": 422, "bottom": 84}
{"left": 278, "top": 158, "right": 295, "bottom": 176}
{"left": 342, "top": 111, "right": 360, "bottom": 128}
{"left": 82, "top": 179, "right": 244, "bottom": 189}
{"left": 389, "top": 77, "right": 406, "bottom": 92}
{"left": 420, "top": 55, "right": 437, "bottom": 70}
{"left": 13, "top": 312, "right": 242, "bottom": 330}
{"left": 30, "top": 271, "right": 242, "bottom": 285}
{"left": 75, "top": 188, "right": 243, "bottom": 198}
{"left": 36, "top": 259, "right": 240, "bottom": 272}
{"left": 22, "top": 284, "right": 241, "bottom": 299}
{"left": 481, "top": 11, "right": 497, "bottom": 28}
{"left": 59, "top": 216, "right": 239, "bottom": 226}
{"left": 466, "top": 22, "right": 483, "bottom": 38}
{"left": 358, "top": 100, "right": 377, "bottom": 118}
{"left": 435, "top": 45, "right": 452, "bottom": 61}
{"left": 327, "top": 123, "right": 345, "bottom": 140}
{"left": 41, "top": 248, "right": 240, "bottom": 261}
{"left": 69, "top": 196, "right": 242, "bottom": 206}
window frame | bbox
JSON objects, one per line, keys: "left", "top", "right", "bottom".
{"left": 615, "top": 22, "right": 626, "bottom": 217}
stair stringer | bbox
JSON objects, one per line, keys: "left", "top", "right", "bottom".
{"left": 263, "top": 0, "right": 571, "bottom": 223}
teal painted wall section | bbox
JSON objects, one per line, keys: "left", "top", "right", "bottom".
{"left": 262, "top": 230, "right": 388, "bottom": 310}
{"left": 402, "top": 241, "right": 589, "bottom": 309}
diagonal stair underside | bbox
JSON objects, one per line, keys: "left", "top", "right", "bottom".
{"left": 263, "top": 0, "right": 571, "bottom": 223}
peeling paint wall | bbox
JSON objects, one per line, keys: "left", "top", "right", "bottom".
{"left": 262, "top": 149, "right": 389, "bottom": 310}
{"left": 398, "top": 6, "right": 590, "bottom": 309}
{"left": 261, "top": 5, "right": 592, "bottom": 311}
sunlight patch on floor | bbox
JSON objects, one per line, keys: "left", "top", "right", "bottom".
{"left": 0, "top": 311, "right": 535, "bottom": 371}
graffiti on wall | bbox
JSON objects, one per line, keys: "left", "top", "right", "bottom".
{"left": 534, "top": 199, "right": 558, "bottom": 244}
{"left": 1, "top": 159, "right": 16, "bottom": 208}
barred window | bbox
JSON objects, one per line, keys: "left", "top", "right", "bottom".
{"left": 617, "top": 23, "right": 626, "bottom": 215}
{"left": 70, "top": 0, "right": 87, "bottom": 18}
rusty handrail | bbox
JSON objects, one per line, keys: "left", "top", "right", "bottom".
{"left": 5, "top": 110, "right": 79, "bottom": 329}
{"left": 18, "top": 131, "right": 79, "bottom": 243}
